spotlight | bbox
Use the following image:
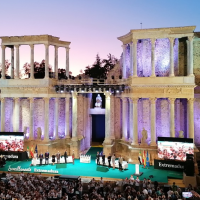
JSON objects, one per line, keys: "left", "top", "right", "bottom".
{"left": 55, "top": 85, "right": 59, "bottom": 93}
{"left": 106, "top": 87, "right": 109, "bottom": 92}
{"left": 60, "top": 85, "right": 64, "bottom": 93}
{"left": 121, "top": 84, "right": 125, "bottom": 92}
{"left": 95, "top": 88, "right": 98, "bottom": 92}
{"left": 70, "top": 86, "right": 74, "bottom": 93}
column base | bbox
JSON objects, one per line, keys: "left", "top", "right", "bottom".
{"left": 150, "top": 142, "right": 157, "bottom": 146}
{"left": 188, "top": 74, "right": 194, "bottom": 77}
{"left": 103, "top": 137, "right": 113, "bottom": 145}
{"left": 169, "top": 74, "right": 175, "bottom": 77}
{"left": 150, "top": 74, "right": 156, "bottom": 77}
{"left": 132, "top": 75, "right": 138, "bottom": 78}
{"left": 65, "top": 135, "right": 71, "bottom": 139}
{"left": 71, "top": 137, "right": 78, "bottom": 142}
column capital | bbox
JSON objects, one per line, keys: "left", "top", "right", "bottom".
{"left": 28, "top": 97, "right": 34, "bottom": 103}
{"left": 1, "top": 45, "right": 6, "bottom": 50}
{"left": 132, "top": 39, "right": 138, "bottom": 44}
{"left": 169, "top": 98, "right": 176, "bottom": 104}
{"left": 14, "top": 44, "right": 20, "bottom": 48}
{"left": 66, "top": 47, "right": 70, "bottom": 51}
{"left": 54, "top": 97, "right": 59, "bottom": 101}
{"left": 29, "top": 44, "right": 34, "bottom": 48}
{"left": 150, "top": 38, "right": 156, "bottom": 44}
{"left": 149, "top": 97, "right": 157, "bottom": 104}
{"left": 55, "top": 45, "right": 59, "bottom": 50}
{"left": 130, "top": 97, "right": 138, "bottom": 103}
{"left": 169, "top": 37, "right": 175, "bottom": 43}
{"left": 187, "top": 98, "right": 194, "bottom": 104}
{"left": 44, "top": 44, "right": 49, "bottom": 48}
{"left": 13, "top": 97, "right": 20, "bottom": 102}
{"left": 188, "top": 36, "right": 194, "bottom": 42}
{"left": 0, "top": 97, "right": 5, "bottom": 102}
{"left": 43, "top": 97, "right": 49, "bottom": 102}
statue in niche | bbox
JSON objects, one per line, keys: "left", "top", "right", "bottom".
{"left": 95, "top": 94, "right": 102, "bottom": 108}
{"left": 141, "top": 128, "right": 148, "bottom": 145}
{"left": 37, "top": 127, "right": 42, "bottom": 140}
{"left": 179, "top": 130, "right": 184, "bottom": 138}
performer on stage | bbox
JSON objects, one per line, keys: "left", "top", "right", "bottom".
{"left": 56, "top": 151, "right": 61, "bottom": 163}
{"left": 39, "top": 152, "right": 43, "bottom": 165}
{"left": 64, "top": 150, "right": 68, "bottom": 163}
{"left": 52, "top": 153, "right": 56, "bottom": 165}
{"left": 118, "top": 155, "right": 123, "bottom": 171}
{"left": 32, "top": 151, "right": 37, "bottom": 166}
{"left": 96, "top": 152, "right": 100, "bottom": 165}
{"left": 102, "top": 153, "right": 105, "bottom": 165}
{"left": 107, "top": 153, "right": 111, "bottom": 167}
{"left": 72, "top": 150, "right": 75, "bottom": 165}
{"left": 45, "top": 151, "right": 49, "bottom": 165}
{"left": 111, "top": 154, "right": 116, "bottom": 169}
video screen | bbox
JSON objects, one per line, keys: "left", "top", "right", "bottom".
{"left": 0, "top": 132, "right": 24, "bottom": 151}
{"left": 158, "top": 137, "right": 194, "bottom": 161}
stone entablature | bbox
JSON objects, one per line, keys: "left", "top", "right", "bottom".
{"left": 0, "top": 35, "right": 70, "bottom": 47}
{"left": 117, "top": 26, "right": 196, "bottom": 43}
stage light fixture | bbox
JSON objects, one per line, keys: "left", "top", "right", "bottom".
{"left": 106, "top": 87, "right": 109, "bottom": 92}
{"left": 55, "top": 85, "right": 59, "bottom": 93}
{"left": 70, "top": 86, "right": 74, "bottom": 93}
{"left": 60, "top": 85, "right": 64, "bottom": 93}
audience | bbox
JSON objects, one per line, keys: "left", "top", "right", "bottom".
{"left": 0, "top": 172, "right": 200, "bottom": 200}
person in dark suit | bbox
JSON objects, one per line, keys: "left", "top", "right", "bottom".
{"left": 56, "top": 151, "right": 61, "bottom": 163}
{"left": 102, "top": 153, "right": 105, "bottom": 166}
{"left": 96, "top": 152, "right": 100, "bottom": 165}
{"left": 45, "top": 151, "right": 49, "bottom": 165}
{"left": 64, "top": 150, "right": 68, "bottom": 163}
{"left": 107, "top": 153, "right": 111, "bottom": 167}
{"left": 39, "top": 153, "right": 43, "bottom": 165}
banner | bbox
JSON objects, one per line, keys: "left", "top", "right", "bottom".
{"left": 154, "top": 159, "right": 185, "bottom": 171}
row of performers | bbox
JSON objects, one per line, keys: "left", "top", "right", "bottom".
{"left": 96, "top": 152, "right": 124, "bottom": 170}
{"left": 32, "top": 150, "right": 75, "bottom": 165}
{"left": 0, "top": 155, "right": 6, "bottom": 167}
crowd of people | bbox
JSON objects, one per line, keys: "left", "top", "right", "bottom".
{"left": 0, "top": 172, "right": 200, "bottom": 200}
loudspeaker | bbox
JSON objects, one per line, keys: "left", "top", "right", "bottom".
{"left": 184, "top": 160, "right": 194, "bottom": 176}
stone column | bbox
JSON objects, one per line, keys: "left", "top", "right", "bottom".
{"left": 104, "top": 93, "right": 112, "bottom": 143}
{"left": 11, "top": 47, "right": 14, "bottom": 79}
{"left": 45, "top": 44, "right": 49, "bottom": 79}
{"left": 0, "top": 98, "right": 5, "bottom": 131}
{"left": 65, "top": 97, "right": 70, "bottom": 138}
{"left": 44, "top": 97, "right": 49, "bottom": 141}
{"left": 151, "top": 38, "right": 156, "bottom": 77}
{"left": 29, "top": 44, "right": 34, "bottom": 79}
{"left": 169, "top": 98, "right": 175, "bottom": 137}
{"left": 15, "top": 45, "right": 20, "bottom": 79}
{"left": 54, "top": 46, "right": 58, "bottom": 79}
{"left": 29, "top": 98, "right": 34, "bottom": 140}
{"left": 169, "top": 38, "right": 175, "bottom": 77}
{"left": 13, "top": 98, "right": 20, "bottom": 132}
{"left": 132, "top": 39, "right": 138, "bottom": 77}
{"left": 66, "top": 47, "right": 69, "bottom": 77}
{"left": 122, "top": 97, "right": 127, "bottom": 140}
{"left": 54, "top": 98, "right": 59, "bottom": 139}
{"left": 187, "top": 40, "right": 190, "bottom": 76}
{"left": 187, "top": 98, "right": 194, "bottom": 140}
{"left": 72, "top": 93, "right": 78, "bottom": 139}
{"left": 132, "top": 98, "right": 138, "bottom": 145}
{"left": 129, "top": 98, "right": 133, "bottom": 141}
{"left": 150, "top": 98, "right": 157, "bottom": 145}
{"left": 1, "top": 45, "right": 6, "bottom": 79}
{"left": 130, "top": 43, "right": 133, "bottom": 76}
{"left": 188, "top": 36, "right": 194, "bottom": 77}
{"left": 122, "top": 44, "right": 126, "bottom": 79}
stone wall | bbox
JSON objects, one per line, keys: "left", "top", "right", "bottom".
{"left": 178, "top": 38, "right": 187, "bottom": 76}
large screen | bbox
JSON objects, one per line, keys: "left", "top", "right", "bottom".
{"left": 158, "top": 137, "right": 194, "bottom": 161}
{"left": 0, "top": 132, "right": 24, "bottom": 151}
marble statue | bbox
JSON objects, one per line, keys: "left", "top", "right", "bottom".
{"left": 141, "top": 128, "right": 148, "bottom": 145}
{"left": 37, "top": 127, "right": 42, "bottom": 140}
{"left": 179, "top": 130, "right": 184, "bottom": 138}
{"left": 95, "top": 94, "right": 102, "bottom": 108}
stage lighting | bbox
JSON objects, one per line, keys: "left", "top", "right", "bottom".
{"left": 81, "top": 84, "right": 85, "bottom": 92}
{"left": 121, "top": 84, "right": 125, "bottom": 92}
{"left": 60, "top": 85, "right": 64, "bottom": 93}
{"left": 106, "top": 87, "right": 109, "bottom": 92}
{"left": 95, "top": 88, "right": 98, "bottom": 92}
{"left": 55, "top": 85, "right": 59, "bottom": 93}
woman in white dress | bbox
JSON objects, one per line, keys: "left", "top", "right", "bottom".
{"left": 32, "top": 152, "right": 37, "bottom": 166}
{"left": 111, "top": 154, "right": 116, "bottom": 169}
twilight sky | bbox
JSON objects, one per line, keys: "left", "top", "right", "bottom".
{"left": 0, "top": 0, "right": 200, "bottom": 76}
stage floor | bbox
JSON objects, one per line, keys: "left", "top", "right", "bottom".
{"left": 1, "top": 159, "right": 183, "bottom": 183}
